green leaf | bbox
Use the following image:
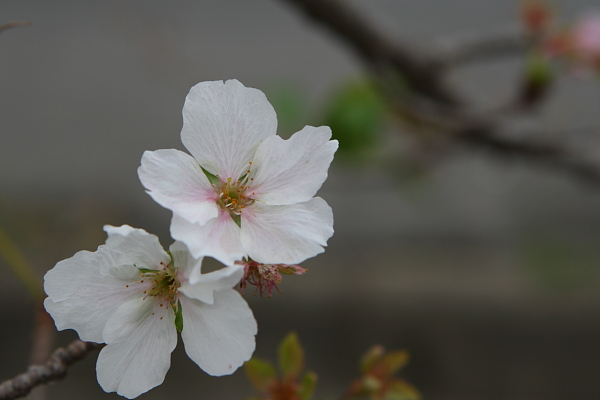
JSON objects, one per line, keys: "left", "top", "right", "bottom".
{"left": 323, "top": 79, "right": 386, "bottom": 155}
{"left": 384, "top": 380, "right": 421, "bottom": 400}
{"left": 174, "top": 300, "right": 183, "bottom": 332}
{"left": 360, "top": 345, "right": 384, "bottom": 374}
{"left": 298, "top": 371, "right": 318, "bottom": 400}
{"left": 244, "top": 357, "right": 277, "bottom": 392}
{"left": 201, "top": 166, "right": 221, "bottom": 186}
{"left": 278, "top": 331, "right": 304, "bottom": 379}
{"left": 381, "top": 351, "right": 409, "bottom": 377}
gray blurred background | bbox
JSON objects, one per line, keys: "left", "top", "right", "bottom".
{"left": 2, "top": 0, "right": 600, "bottom": 399}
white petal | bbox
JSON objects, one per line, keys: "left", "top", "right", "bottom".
{"left": 180, "top": 290, "right": 256, "bottom": 376}
{"left": 139, "top": 149, "right": 219, "bottom": 225}
{"left": 181, "top": 80, "right": 277, "bottom": 180}
{"left": 97, "top": 296, "right": 177, "bottom": 399}
{"left": 43, "top": 247, "right": 141, "bottom": 343}
{"left": 241, "top": 198, "right": 334, "bottom": 264}
{"left": 250, "top": 126, "right": 338, "bottom": 205}
{"left": 171, "top": 238, "right": 243, "bottom": 304}
{"left": 170, "top": 211, "right": 245, "bottom": 266}
{"left": 103, "top": 225, "right": 171, "bottom": 270}
{"left": 169, "top": 241, "right": 203, "bottom": 282}
{"left": 179, "top": 264, "right": 244, "bottom": 305}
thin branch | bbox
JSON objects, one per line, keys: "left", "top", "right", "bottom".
{"left": 0, "top": 340, "right": 103, "bottom": 400}
{"left": 279, "top": 0, "right": 459, "bottom": 104}
{"left": 436, "top": 27, "right": 535, "bottom": 66}
{"left": 27, "top": 303, "right": 56, "bottom": 400}
{"left": 280, "top": 0, "right": 600, "bottom": 187}
{"left": 392, "top": 96, "right": 600, "bottom": 186}
{"left": 0, "top": 21, "right": 31, "bottom": 34}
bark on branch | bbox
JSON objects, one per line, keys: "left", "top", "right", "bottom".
{"left": 0, "top": 340, "right": 103, "bottom": 400}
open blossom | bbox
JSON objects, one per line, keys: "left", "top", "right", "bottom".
{"left": 44, "top": 225, "right": 257, "bottom": 399}
{"left": 571, "top": 13, "right": 600, "bottom": 67}
{"left": 542, "top": 13, "right": 600, "bottom": 71}
{"left": 138, "top": 79, "right": 337, "bottom": 266}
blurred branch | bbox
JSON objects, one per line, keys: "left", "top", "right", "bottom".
{"left": 27, "top": 303, "right": 56, "bottom": 400}
{"left": 0, "top": 340, "right": 103, "bottom": 400}
{"left": 0, "top": 21, "right": 30, "bottom": 34}
{"left": 279, "top": 0, "right": 459, "bottom": 104}
{"left": 436, "top": 27, "right": 534, "bottom": 66}
{"left": 281, "top": 0, "right": 600, "bottom": 187}
{"left": 391, "top": 96, "right": 600, "bottom": 185}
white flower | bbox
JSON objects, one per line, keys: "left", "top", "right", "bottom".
{"left": 138, "top": 79, "right": 337, "bottom": 266}
{"left": 43, "top": 225, "right": 257, "bottom": 399}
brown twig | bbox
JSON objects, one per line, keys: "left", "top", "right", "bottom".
{"left": 0, "top": 21, "right": 31, "bottom": 34}
{"left": 279, "top": 0, "right": 459, "bottom": 104}
{"left": 436, "top": 27, "right": 535, "bottom": 66}
{"left": 280, "top": 0, "right": 600, "bottom": 187}
{"left": 27, "top": 303, "right": 56, "bottom": 400}
{"left": 0, "top": 340, "right": 103, "bottom": 400}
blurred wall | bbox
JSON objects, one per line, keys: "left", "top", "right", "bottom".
{"left": 1, "top": 1, "right": 600, "bottom": 399}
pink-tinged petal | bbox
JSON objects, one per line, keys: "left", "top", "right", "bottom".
{"left": 97, "top": 296, "right": 176, "bottom": 399}
{"left": 181, "top": 80, "right": 277, "bottom": 179}
{"left": 43, "top": 247, "right": 142, "bottom": 343}
{"left": 104, "top": 225, "right": 171, "bottom": 270}
{"left": 574, "top": 14, "right": 600, "bottom": 55}
{"left": 180, "top": 290, "right": 257, "bottom": 376}
{"left": 241, "top": 198, "right": 334, "bottom": 264}
{"left": 139, "top": 149, "right": 219, "bottom": 225}
{"left": 179, "top": 264, "right": 244, "bottom": 305}
{"left": 250, "top": 126, "right": 338, "bottom": 205}
{"left": 170, "top": 211, "right": 245, "bottom": 266}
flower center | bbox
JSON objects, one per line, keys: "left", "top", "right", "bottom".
{"left": 139, "top": 262, "right": 180, "bottom": 306}
{"left": 216, "top": 174, "right": 255, "bottom": 216}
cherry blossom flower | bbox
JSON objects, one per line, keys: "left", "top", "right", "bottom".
{"left": 541, "top": 12, "right": 600, "bottom": 72}
{"left": 44, "top": 225, "right": 257, "bottom": 399}
{"left": 571, "top": 13, "right": 600, "bottom": 68}
{"left": 138, "top": 79, "right": 337, "bottom": 266}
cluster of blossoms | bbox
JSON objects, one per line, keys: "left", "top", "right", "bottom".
{"left": 522, "top": 3, "right": 600, "bottom": 75}
{"left": 44, "top": 80, "right": 338, "bottom": 398}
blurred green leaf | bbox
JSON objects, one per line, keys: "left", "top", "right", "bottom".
{"left": 278, "top": 331, "right": 304, "bottom": 379}
{"left": 384, "top": 380, "right": 421, "bottom": 400}
{"left": 298, "top": 371, "right": 318, "bottom": 400}
{"left": 323, "top": 79, "right": 387, "bottom": 155}
{"left": 360, "top": 345, "right": 384, "bottom": 374}
{"left": 244, "top": 357, "right": 277, "bottom": 392}
{"left": 381, "top": 351, "right": 409, "bottom": 377}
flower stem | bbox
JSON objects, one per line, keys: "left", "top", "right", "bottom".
{"left": 0, "top": 225, "right": 43, "bottom": 300}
